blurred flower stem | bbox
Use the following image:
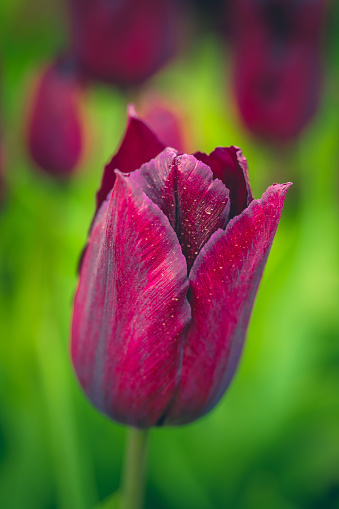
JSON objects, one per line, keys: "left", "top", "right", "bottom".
{"left": 121, "top": 428, "right": 149, "bottom": 509}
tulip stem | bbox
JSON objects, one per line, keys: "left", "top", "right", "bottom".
{"left": 121, "top": 427, "right": 149, "bottom": 509}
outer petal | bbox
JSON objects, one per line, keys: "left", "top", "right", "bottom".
{"left": 130, "top": 150, "right": 230, "bottom": 272}
{"left": 96, "top": 105, "right": 165, "bottom": 216}
{"left": 194, "top": 146, "right": 253, "bottom": 218}
{"left": 164, "top": 183, "right": 291, "bottom": 425}
{"left": 72, "top": 171, "right": 191, "bottom": 427}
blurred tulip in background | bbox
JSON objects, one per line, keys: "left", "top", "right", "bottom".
{"left": 27, "top": 59, "right": 84, "bottom": 178}
{"left": 141, "top": 94, "right": 188, "bottom": 152}
{"left": 229, "top": 0, "right": 327, "bottom": 144}
{"left": 69, "top": 0, "right": 181, "bottom": 87}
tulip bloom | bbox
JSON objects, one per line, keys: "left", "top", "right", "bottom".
{"left": 229, "top": 0, "right": 327, "bottom": 143}
{"left": 27, "top": 60, "right": 84, "bottom": 177}
{"left": 71, "top": 107, "right": 290, "bottom": 427}
{"left": 69, "top": 0, "right": 179, "bottom": 86}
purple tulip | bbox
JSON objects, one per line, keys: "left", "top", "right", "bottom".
{"left": 69, "top": 0, "right": 180, "bottom": 87}
{"left": 229, "top": 0, "right": 327, "bottom": 144}
{"left": 27, "top": 60, "right": 84, "bottom": 178}
{"left": 71, "top": 107, "right": 291, "bottom": 427}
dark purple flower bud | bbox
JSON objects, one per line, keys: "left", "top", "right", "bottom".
{"left": 71, "top": 108, "right": 291, "bottom": 427}
{"left": 27, "top": 60, "right": 84, "bottom": 178}
{"left": 69, "top": 0, "right": 180, "bottom": 87}
{"left": 229, "top": 0, "right": 327, "bottom": 144}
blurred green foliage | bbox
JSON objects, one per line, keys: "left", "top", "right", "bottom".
{"left": 1, "top": 1, "right": 339, "bottom": 509}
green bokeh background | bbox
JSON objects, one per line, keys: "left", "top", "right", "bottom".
{"left": 1, "top": 1, "right": 339, "bottom": 508}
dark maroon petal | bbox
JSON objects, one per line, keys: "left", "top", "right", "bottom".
{"left": 72, "top": 171, "right": 191, "bottom": 428}
{"left": 96, "top": 105, "right": 165, "bottom": 216}
{"left": 130, "top": 150, "right": 230, "bottom": 272}
{"left": 194, "top": 146, "right": 253, "bottom": 218}
{"left": 27, "top": 61, "right": 83, "bottom": 177}
{"left": 164, "top": 183, "right": 291, "bottom": 425}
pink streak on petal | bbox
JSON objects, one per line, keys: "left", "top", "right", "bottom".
{"left": 164, "top": 183, "right": 291, "bottom": 425}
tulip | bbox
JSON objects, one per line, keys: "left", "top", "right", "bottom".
{"left": 71, "top": 106, "right": 290, "bottom": 427}
{"left": 69, "top": 0, "right": 179, "bottom": 87}
{"left": 229, "top": 0, "right": 327, "bottom": 144}
{"left": 27, "top": 60, "right": 84, "bottom": 178}
{"left": 141, "top": 95, "right": 187, "bottom": 153}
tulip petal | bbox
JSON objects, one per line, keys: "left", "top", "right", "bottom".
{"left": 194, "top": 146, "right": 253, "bottom": 218}
{"left": 72, "top": 171, "right": 191, "bottom": 427}
{"left": 130, "top": 149, "right": 230, "bottom": 272}
{"left": 164, "top": 183, "right": 291, "bottom": 425}
{"left": 96, "top": 105, "right": 165, "bottom": 216}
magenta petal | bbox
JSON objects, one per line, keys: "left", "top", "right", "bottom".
{"left": 130, "top": 150, "right": 230, "bottom": 272}
{"left": 96, "top": 105, "right": 165, "bottom": 216}
{"left": 194, "top": 146, "right": 253, "bottom": 218}
{"left": 164, "top": 183, "right": 291, "bottom": 425}
{"left": 72, "top": 171, "right": 191, "bottom": 428}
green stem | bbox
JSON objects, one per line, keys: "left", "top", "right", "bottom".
{"left": 120, "top": 428, "right": 149, "bottom": 509}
